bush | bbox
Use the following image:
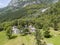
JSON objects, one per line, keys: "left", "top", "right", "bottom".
{"left": 44, "top": 30, "right": 51, "bottom": 38}
{"left": 0, "top": 26, "right": 3, "bottom": 31}
{"left": 6, "top": 26, "right": 12, "bottom": 39}
{"left": 21, "top": 28, "right": 30, "bottom": 36}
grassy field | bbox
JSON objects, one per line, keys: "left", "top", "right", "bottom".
{"left": 0, "top": 31, "right": 8, "bottom": 45}
{"left": 46, "top": 35, "right": 60, "bottom": 45}
{"left": 46, "top": 29, "right": 60, "bottom": 45}
{"left": 0, "top": 30, "right": 60, "bottom": 45}
{"left": 4, "top": 35, "right": 36, "bottom": 45}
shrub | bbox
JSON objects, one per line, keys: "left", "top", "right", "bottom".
{"left": 44, "top": 30, "right": 51, "bottom": 38}
{"left": 6, "top": 26, "right": 12, "bottom": 39}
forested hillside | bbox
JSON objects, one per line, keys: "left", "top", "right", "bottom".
{"left": 0, "top": 4, "right": 45, "bottom": 23}
{"left": 0, "top": 0, "right": 58, "bottom": 23}
{"left": 0, "top": 1, "right": 60, "bottom": 32}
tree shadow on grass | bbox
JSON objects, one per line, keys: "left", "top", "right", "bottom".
{"left": 10, "top": 36, "right": 17, "bottom": 39}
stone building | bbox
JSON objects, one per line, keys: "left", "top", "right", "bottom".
{"left": 12, "top": 26, "right": 20, "bottom": 34}
{"left": 28, "top": 25, "right": 36, "bottom": 32}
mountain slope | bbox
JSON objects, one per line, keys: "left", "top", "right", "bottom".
{"left": 0, "top": 4, "right": 45, "bottom": 23}
{"left": 8, "top": 0, "right": 58, "bottom": 9}
{"left": 0, "top": 0, "right": 59, "bottom": 23}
